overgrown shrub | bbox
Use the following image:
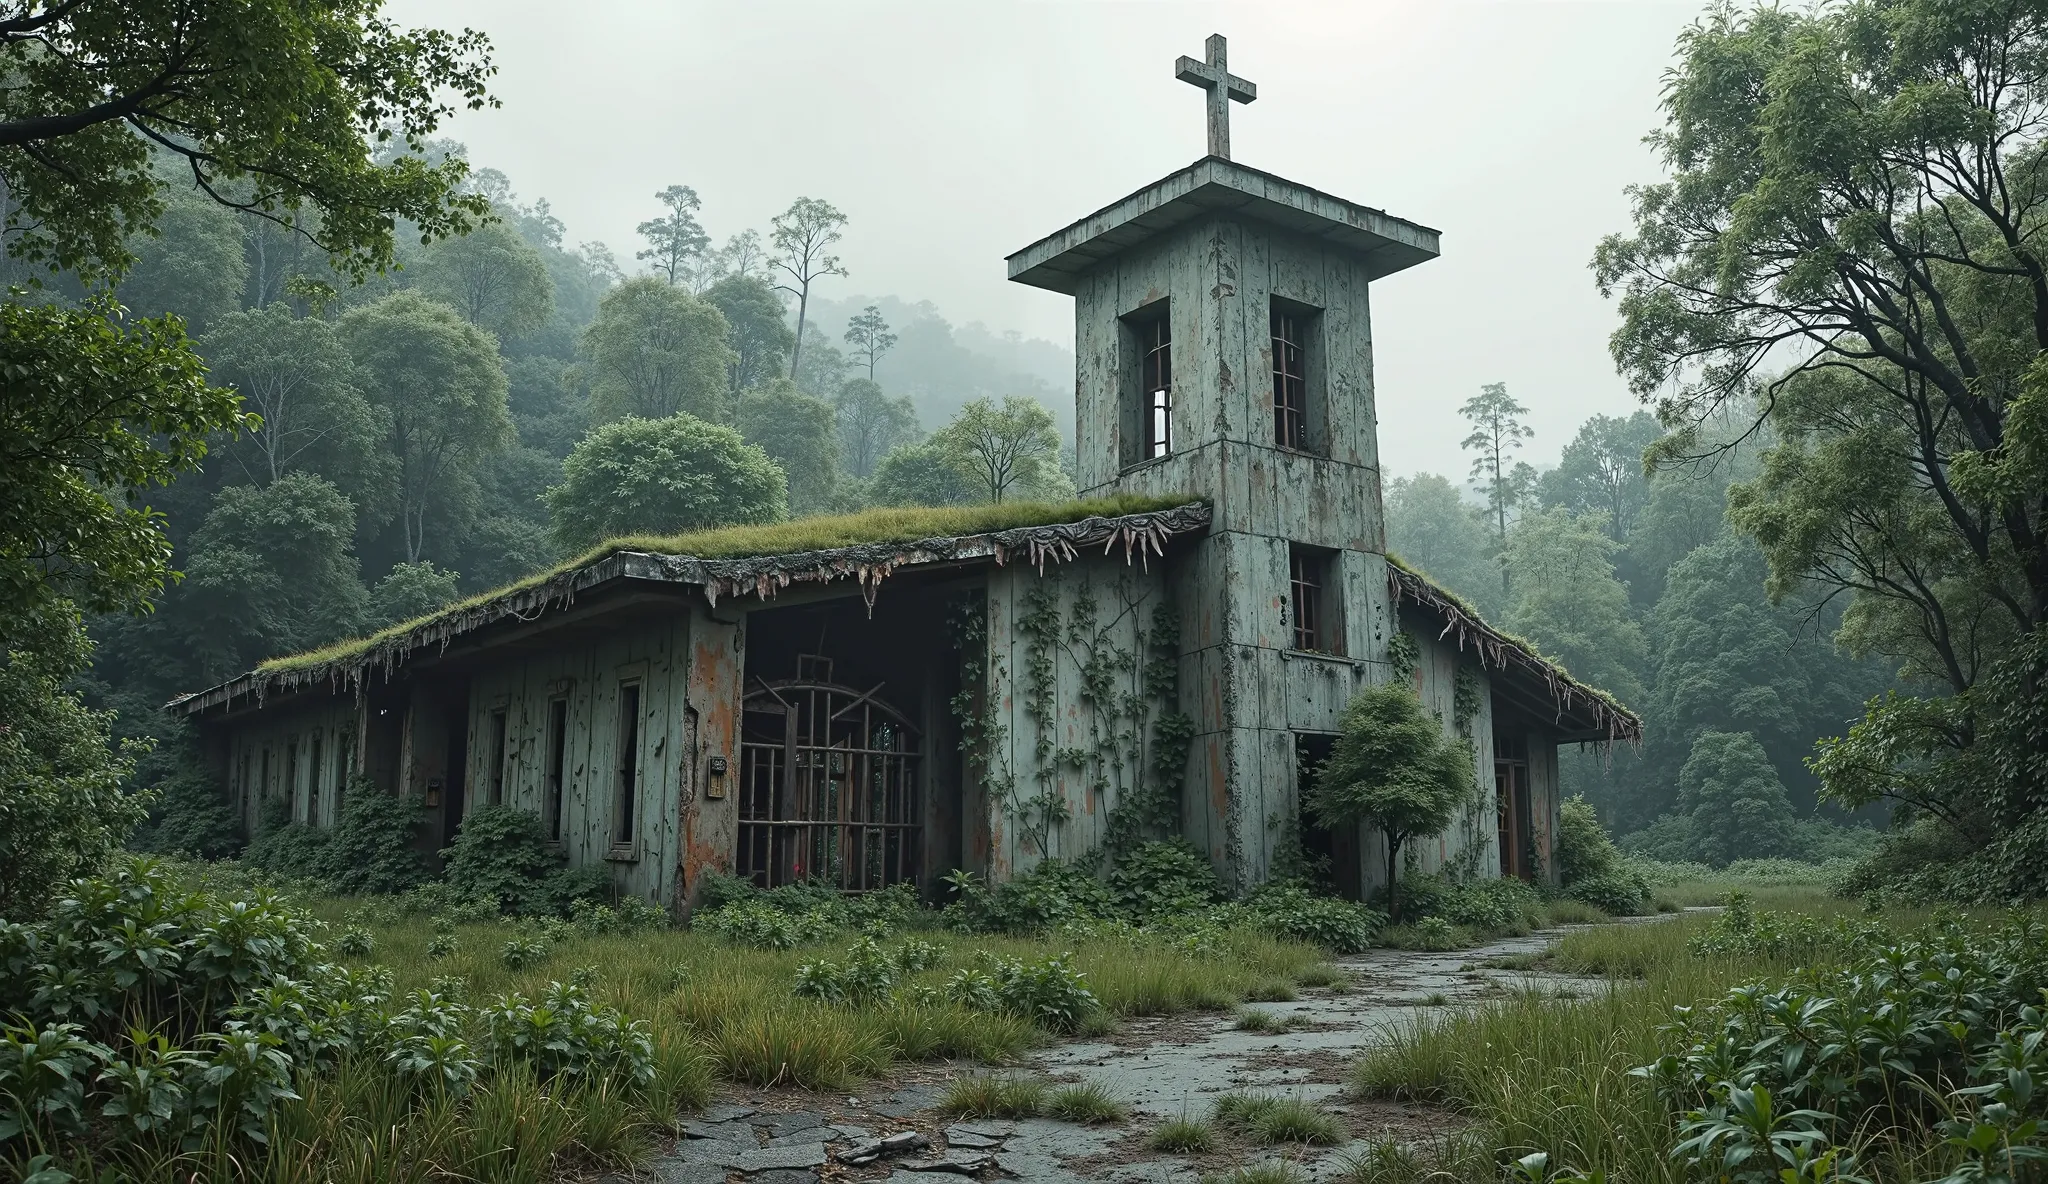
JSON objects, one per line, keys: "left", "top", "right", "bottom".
{"left": 1643, "top": 912, "right": 2048, "bottom": 1181}
{"left": 240, "top": 797, "right": 332, "bottom": 882}
{"left": 0, "top": 630, "right": 150, "bottom": 919}
{"left": 1107, "top": 840, "right": 1219, "bottom": 919}
{"left": 696, "top": 899, "right": 838, "bottom": 948}
{"left": 127, "top": 764, "right": 243, "bottom": 861}
{"left": 319, "top": 782, "right": 431, "bottom": 895}
{"left": 1554, "top": 795, "right": 1648, "bottom": 915}
{"left": 941, "top": 951, "right": 1100, "bottom": 1032}
{"left": 942, "top": 859, "right": 1115, "bottom": 935}
{"left": 1233, "top": 882, "right": 1386, "bottom": 954}
{"left": 441, "top": 804, "right": 609, "bottom": 916}
{"left": 1392, "top": 874, "right": 1542, "bottom": 932}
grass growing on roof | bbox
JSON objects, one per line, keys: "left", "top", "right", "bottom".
{"left": 254, "top": 494, "right": 1200, "bottom": 677}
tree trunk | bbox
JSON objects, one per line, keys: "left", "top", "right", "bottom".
{"left": 1386, "top": 836, "right": 1401, "bottom": 923}
{"left": 790, "top": 284, "right": 809, "bottom": 380}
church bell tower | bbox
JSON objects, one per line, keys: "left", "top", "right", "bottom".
{"left": 1006, "top": 35, "right": 1443, "bottom": 888}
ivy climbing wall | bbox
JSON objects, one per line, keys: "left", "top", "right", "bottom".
{"left": 971, "top": 559, "right": 1189, "bottom": 879}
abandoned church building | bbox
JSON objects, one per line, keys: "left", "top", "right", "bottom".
{"left": 168, "top": 37, "right": 1641, "bottom": 911}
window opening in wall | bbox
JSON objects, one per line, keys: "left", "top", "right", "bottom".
{"left": 285, "top": 739, "right": 300, "bottom": 822}
{"left": 337, "top": 731, "right": 353, "bottom": 817}
{"left": 1271, "top": 308, "right": 1309, "bottom": 449}
{"left": 238, "top": 751, "right": 251, "bottom": 820}
{"left": 260, "top": 749, "right": 271, "bottom": 804}
{"left": 545, "top": 697, "right": 568, "bottom": 842}
{"left": 1495, "top": 733, "right": 1531, "bottom": 880}
{"left": 614, "top": 683, "right": 641, "bottom": 847}
{"left": 1288, "top": 545, "right": 1341, "bottom": 653}
{"left": 1140, "top": 314, "right": 1171, "bottom": 458}
{"left": 310, "top": 733, "right": 324, "bottom": 825}
{"left": 488, "top": 708, "right": 508, "bottom": 806}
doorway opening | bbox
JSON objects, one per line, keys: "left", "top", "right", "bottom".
{"left": 442, "top": 707, "right": 468, "bottom": 846}
{"left": 1293, "top": 732, "right": 1359, "bottom": 898}
{"left": 738, "top": 587, "right": 961, "bottom": 891}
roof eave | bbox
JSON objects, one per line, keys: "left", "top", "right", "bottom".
{"left": 1006, "top": 156, "right": 1442, "bottom": 294}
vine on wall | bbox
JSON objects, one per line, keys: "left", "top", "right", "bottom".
{"left": 950, "top": 578, "right": 1192, "bottom": 866}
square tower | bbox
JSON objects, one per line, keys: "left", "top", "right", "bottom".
{"left": 1007, "top": 74, "right": 1441, "bottom": 887}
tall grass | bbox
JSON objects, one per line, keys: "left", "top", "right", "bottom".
{"left": 1349, "top": 904, "right": 2003, "bottom": 1181}
{"left": 198, "top": 900, "right": 1327, "bottom": 1180}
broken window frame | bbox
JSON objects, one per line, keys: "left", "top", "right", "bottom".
{"left": 1288, "top": 544, "right": 1342, "bottom": 654}
{"left": 1271, "top": 308, "right": 1310, "bottom": 450}
{"left": 613, "top": 682, "right": 641, "bottom": 850}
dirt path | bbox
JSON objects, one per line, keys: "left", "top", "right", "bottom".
{"left": 630, "top": 928, "right": 1609, "bottom": 1184}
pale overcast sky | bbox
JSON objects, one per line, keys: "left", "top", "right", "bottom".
{"left": 387, "top": 0, "right": 1702, "bottom": 480}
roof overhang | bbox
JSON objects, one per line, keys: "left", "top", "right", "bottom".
{"left": 1385, "top": 563, "right": 1642, "bottom": 746}
{"left": 167, "top": 502, "right": 1214, "bottom": 721}
{"left": 1007, "top": 156, "right": 1441, "bottom": 294}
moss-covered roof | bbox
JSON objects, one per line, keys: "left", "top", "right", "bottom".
{"left": 1383, "top": 550, "right": 1642, "bottom": 744}
{"left": 169, "top": 495, "right": 1209, "bottom": 714}
{"left": 166, "top": 494, "right": 1641, "bottom": 745}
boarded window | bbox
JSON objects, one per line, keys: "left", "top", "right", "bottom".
{"left": 1288, "top": 545, "right": 1342, "bottom": 654}
{"left": 613, "top": 683, "right": 641, "bottom": 847}
{"left": 488, "top": 709, "right": 509, "bottom": 806}
{"left": 545, "top": 697, "right": 568, "bottom": 842}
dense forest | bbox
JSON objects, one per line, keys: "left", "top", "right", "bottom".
{"left": 1384, "top": 395, "right": 1892, "bottom": 865}
{"left": 19, "top": 150, "right": 1081, "bottom": 859}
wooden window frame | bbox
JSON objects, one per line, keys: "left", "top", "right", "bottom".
{"left": 544, "top": 696, "right": 569, "bottom": 845}
{"left": 1269, "top": 297, "right": 1325, "bottom": 454}
{"left": 1288, "top": 545, "right": 1343, "bottom": 655}
{"left": 1120, "top": 299, "right": 1173, "bottom": 468}
{"left": 487, "top": 707, "right": 509, "bottom": 807}
{"left": 611, "top": 680, "right": 643, "bottom": 855}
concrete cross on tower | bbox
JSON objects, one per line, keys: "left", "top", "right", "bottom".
{"left": 1175, "top": 34, "right": 1257, "bottom": 160}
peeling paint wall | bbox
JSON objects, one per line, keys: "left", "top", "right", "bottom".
{"left": 982, "top": 558, "right": 1173, "bottom": 878}
{"left": 1066, "top": 214, "right": 1396, "bottom": 891}
{"left": 460, "top": 609, "right": 695, "bottom": 905}
{"left": 221, "top": 700, "right": 364, "bottom": 835}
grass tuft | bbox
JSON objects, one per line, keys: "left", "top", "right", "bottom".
{"left": 1234, "top": 1008, "right": 1312, "bottom": 1034}
{"left": 1294, "top": 963, "right": 1349, "bottom": 989}
{"left": 1046, "top": 1080, "right": 1129, "bottom": 1124}
{"left": 939, "top": 1073, "right": 1050, "bottom": 1119}
{"left": 1212, "top": 1093, "right": 1345, "bottom": 1146}
{"left": 1147, "top": 1116, "right": 1218, "bottom": 1153}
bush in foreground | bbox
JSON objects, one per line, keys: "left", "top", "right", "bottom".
{"left": 0, "top": 859, "right": 675, "bottom": 1177}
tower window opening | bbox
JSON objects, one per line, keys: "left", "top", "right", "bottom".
{"left": 1272, "top": 309, "right": 1309, "bottom": 449}
{"left": 1141, "top": 315, "right": 1171, "bottom": 458}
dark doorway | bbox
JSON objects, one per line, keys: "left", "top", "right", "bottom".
{"left": 739, "top": 675, "right": 923, "bottom": 891}
{"left": 442, "top": 708, "right": 469, "bottom": 844}
{"left": 1294, "top": 732, "right": 1359, "bottom": 899}
{"left": 741, "top": 586, "right": 964, "bottom": 890}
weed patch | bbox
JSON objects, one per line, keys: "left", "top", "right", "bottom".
{"left": 1213, "top": 1094, "right": 1345, "bottom": 1146}
{"left": 1149, "top": 1116, "right": 1219, "bottom": 1153}
{"left": 1047, "top": 1080, "right": 1128, "bottom": 1124}
{"left": 940, "top": 1073, "right": 1050, "bottom": 1119}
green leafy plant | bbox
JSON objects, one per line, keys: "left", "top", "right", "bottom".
{"left": 1308, "top": 684, "right": 1474, "bottom": 921}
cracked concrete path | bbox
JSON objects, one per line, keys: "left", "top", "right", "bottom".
{"left": 625, "top": 925, "right": 1624, "bottom": 1184}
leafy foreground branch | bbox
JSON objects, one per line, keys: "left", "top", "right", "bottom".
{"left": 1354, "top": 902, "right": 2048, "bottom": 1183}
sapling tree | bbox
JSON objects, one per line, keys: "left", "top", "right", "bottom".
{"left": 1308, "top": 683, "right": 1473, "bottom": 921}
